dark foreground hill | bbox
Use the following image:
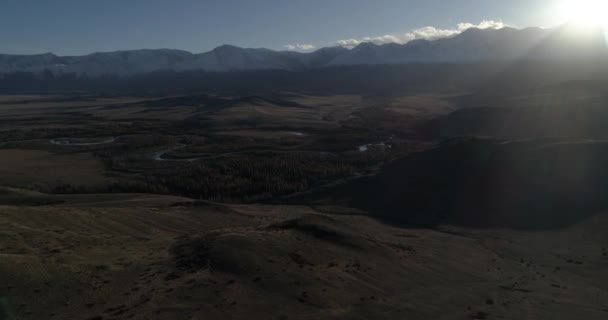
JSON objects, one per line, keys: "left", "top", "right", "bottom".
{"left": 422, "top": 81, "right": 608, "bottom": 139}
{"left": 1, "top": 191, "right": 607, "bottom": 319}
{"left": 294, "top": 138, "right": 608, "bottom": 230}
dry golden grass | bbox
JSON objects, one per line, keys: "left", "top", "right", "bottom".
{"left": 0, "top": 194, "right": 607, "bottom": 319}
{"left": 216, "top": 130, "right": 308, "bottom": 139}
{"left": 384, "top": 95, "right": 456, "bottom": 118}
{"left": 0, "top": 97, "right": 140, "bottom": 110}
{"left": 209, "top": 102, "right": 334, "bottom": 128}
{"left": 209, "top": 95, "right": 367, "bottom": 129}
{"left": 91, "top": 105, "right": 197, "bottom": 121}
{"left": 0, "top": 149, "right": 112, "bottom": 189}
{"left": 288, "top": 94, "right": 363, "bottom": 108}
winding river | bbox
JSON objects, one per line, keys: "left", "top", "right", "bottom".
{"left": 49, "top": 137, "right": 117, "bottom": 146}
{"left": 358, "top": 142, "right": 388, "bottom": 152}
{"left": 152, "top": 144, "right": 202, "bottom": 162}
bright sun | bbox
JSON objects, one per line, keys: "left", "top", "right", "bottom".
{"left": 557, "top": 0, "right": 608, "bottom": 28}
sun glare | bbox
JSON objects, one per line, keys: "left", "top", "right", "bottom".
{"left": 558, "top": 0, "right": 608, "bottom": 29}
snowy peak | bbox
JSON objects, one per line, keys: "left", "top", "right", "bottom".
{"left": 0, "top": 53, "right": 63, "bottom": 73}
{"left": 330, "top": 25, "right": 608, "bottom": 65}
{"left": 192, "top": 45, "right": 300, "bottom": 71}
{"left": 60, "top": 49, "right": 195, "bottom": 76}
{"left": 1, "top": 24, "right": 606, "bottom": 76}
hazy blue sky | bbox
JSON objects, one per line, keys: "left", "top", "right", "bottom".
{"left": 1, "top": 0, "right": 568, "bottom": 55}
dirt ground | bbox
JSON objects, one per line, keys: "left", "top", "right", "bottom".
{"left": 0, "top": 191, "right": 607, "bottom": 320}
{"left": 1, "top": 92, "right": 607, "bottom": 319}
{"left": 0, "top": 149, "right": 113, "bottom": 190}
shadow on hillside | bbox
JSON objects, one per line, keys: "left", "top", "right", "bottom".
{"left": 301, "top": 138, "right": 608, "bottom": 230}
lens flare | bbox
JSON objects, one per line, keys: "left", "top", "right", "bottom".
{"left": 557, "top": 0, "right": 608, "bottom": 29}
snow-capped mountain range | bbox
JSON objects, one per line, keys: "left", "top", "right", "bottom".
{"left": 1, "top": 24, "right": 606, "bottom": 77}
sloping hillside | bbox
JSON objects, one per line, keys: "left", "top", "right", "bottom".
{"left": 296, "top": 138, "right": 608, "bottom": 230}
{"left": 1, "top": 192, "right": 607, "bottom": 319}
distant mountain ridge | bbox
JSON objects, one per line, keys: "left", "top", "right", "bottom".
{"left": 1, "top": 24, "right": 606, "bottom": 77}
